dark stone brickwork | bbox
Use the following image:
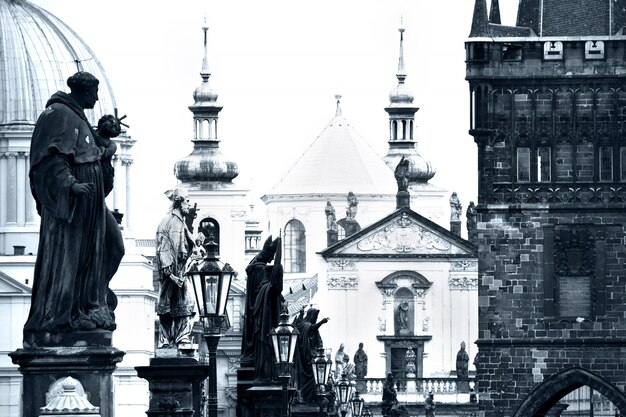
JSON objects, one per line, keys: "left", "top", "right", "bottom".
{"left": 467, "top": 16, "right": 626, "bottom": 416}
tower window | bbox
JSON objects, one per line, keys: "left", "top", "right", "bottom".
{"left": 599, "top": 146, "right": 613, "bottom": 181}
{"left": 517, "top": 147, "right": 531, "bottom": 182}
{"left": 538, "top": 147, "right": 551, "bottom": 182}
{"left": 502, "top": 43, "right": 522, "bottom": 61}
{"left": 585, "top": 40, "right": 605, "bottom": 60}
{"left": 544, "top": 41, "right": 563, "bottom": 60}
{"left": 284, "top": 219, "right": 306, "bottom": 273}
{"left": 620, "top": 147, "right": 626, "bottom": 181}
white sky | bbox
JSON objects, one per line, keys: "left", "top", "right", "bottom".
{"left": 30, "top": 0, "right": 519, "bottom": 237}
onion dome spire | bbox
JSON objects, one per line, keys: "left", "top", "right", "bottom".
{"left": 174, "top": 21, "right": 239, "bottom": 187}
{"left": 383, "top": 21, "right": 435, "bottom": 184}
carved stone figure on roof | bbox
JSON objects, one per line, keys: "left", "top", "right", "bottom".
{"left": 466, "top": 201, "right": 477, "bottom": 234}
{"left": 394, "top": 156, "right": 410, "bottom": 192}
{"left": 346, "top": 191, "right": 359, "bottom": 221}
{"left": 325, "top": 200, "right": 338, "bottom": 232}
{"left": 450, "top": 192, "right": 462, "bottom": 222}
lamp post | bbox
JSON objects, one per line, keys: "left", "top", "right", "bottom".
{"left": 336, "top": 372, "right": 353, "bottom": 417}
{"left": 269, "top": 311, "right": 299, "bottom": 417}
{"left": 350, "top": 391, "right": 364, "bottom": 417}
{"left": 312, "top": 347, "right": 332, "bottom": 417}
{"left": 187, "top": 238, "right": 235, "bottom": 417}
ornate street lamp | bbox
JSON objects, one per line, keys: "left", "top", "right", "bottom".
{"left": 187, "top": 237, "right": 235, "bottom": 417}
{"left": 336, "top": 372, "right": 353, "bottom": 417}
{"left": 350, "top": 391, "right": 365, "bottom": 417}
{"left": 312, "top": 347, "right": 333, "bottom": 417}
{"left": 270, "top": 311, "right": 299, "bottom": 417}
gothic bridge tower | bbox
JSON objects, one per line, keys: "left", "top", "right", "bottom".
{"left": 466, "top": 0, "right": 626, "bottom": 415}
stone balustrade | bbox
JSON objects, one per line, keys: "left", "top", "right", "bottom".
{"left": 357, "top": 377, "right": 477, "bottom": 405}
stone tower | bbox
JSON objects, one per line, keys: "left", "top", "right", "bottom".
{"left": 466, "top": 0, "right": 626, "bottom": 416}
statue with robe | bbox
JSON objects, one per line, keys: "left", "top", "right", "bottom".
{"left": 394, "top": 156, "right": 410, "bottom": 192}
{"left": 394, "top": 301, "right": 411, "bottom": 335}
{"left": 353, "top": 342, "right": 368, "bottom": 378}
{"left": 346, "top": 191, "right": 359, "bottom": 221}
{"left": 23, "top": 72, "right": 124, "bottom": 346}
{"left": 240, "top": 236, "right": 282, "bottom": 383}
{"left": 293, "top": 308, "right": 329, "bottom": 403}
{"left": 466, "top": 201, "right": 477, "bottom": 234}
{"left": 381, "top": 372, "right": 398, "bottom": 417}
{"left": 450, "top": 192, "right": 462, "bottom": 222}
{"left": 325, "top": 200, "right": 337, "bottom": 232}
{"left": 456, "top": 341, "right": 470, "bottom": 379}
{"left": 155, "top": 188, "right": 197, "bottom": 349}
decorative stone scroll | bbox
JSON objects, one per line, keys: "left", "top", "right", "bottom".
{"left": 448, "top": 276, "right": 478, "bottom": 290}
{"left": 357, "top": 213, "right": 451, "bottom": 253}
{"left": 327, "top": 276, "right": 359, "bottom": 289}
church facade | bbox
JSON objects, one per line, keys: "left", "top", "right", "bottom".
{"left": 467, "top": 0, "right": 626, "bottom": 415}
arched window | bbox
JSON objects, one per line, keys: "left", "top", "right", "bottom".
{"left": 199, "top": 217, "right": 220, "bottom": 254}
{"left": 284, "top": 219, "right": 306, "bottom": 273}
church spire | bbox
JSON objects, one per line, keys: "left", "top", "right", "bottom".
{"left": 335, "top": 94, "right": 342, "bottom": 117}
{"left": 174, "top": 21, "right": 239, "bottom": 186}
{"left": 383, "top": 21, "right": 435, "bottom": 185}
{"left": 489, "top": 0, "right": 502, "bottom": 24}
{"left": 469, "top": 0, "right": 490, "bottom": 37}
{"left": 396, "top": 20, "right": 407, "bottom": 84}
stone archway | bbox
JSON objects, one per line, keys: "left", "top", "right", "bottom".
{"left": 512, "top": 367, "right": 626, "bottom": 417}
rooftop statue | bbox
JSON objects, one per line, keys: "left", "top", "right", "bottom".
{"left": 450, "top": 192, "right": 462, "bottom": 222}
{"left": 394, "top": 156, "right": 410, "bottom": 192}
{"left": 23, "top": 72, "right": 124, "bottom": 346}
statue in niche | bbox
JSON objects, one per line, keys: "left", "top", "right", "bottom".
{"left": 456, "top": 341, "right": 470, "bottom": 379}
{"left": 155, "top": 188, "right": 199, "bottom": 349}
{"left": 353, "top": 342, "right": 368, "bottom": 378}
{"left": 24, "top": 72, "right": 124, "bottom": 345}
{"left": 293, "top": 307, "right": 329, "bottom": 403}
{"left": 466, "top": 201, "right": 477, "bottom": 234}
{"left": 394, "top": 156, "right": 410, "bottom": 192}
{"left": 346, "top": 191, "right": 359, "bottom": 221}
{"left": 449, "top": 192, "right": 462, "bottom": 222}
{"left": 325, "top": 200, "right": 337, "bottom": 232}
{"left": 381, "top": 372, "right": 398, "bottom": 417}
{"left": 394, "top": 300, "right": 411, "bottom": 335}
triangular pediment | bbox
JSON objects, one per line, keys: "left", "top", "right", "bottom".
{"left": 320, "top": 208, "right": 476, "bottom": 258}
{"left": 0, "top": 271, "right": 31, "bottom": 294}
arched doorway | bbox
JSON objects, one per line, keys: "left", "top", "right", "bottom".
{"left": 512, "top": 367, "right": 626, "bottom": 417}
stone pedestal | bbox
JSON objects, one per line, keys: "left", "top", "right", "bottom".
{"left": 291, "top": 402, "right": 320, "bottom": 417}
{"left": 136, "top": 356, "right": 209, "bottom": 417}
{"left": 396, "top": 191, "right": 410, "bottom": 209}
{"left": 236, "top": 367, "right": 255, "bottom": 417}
{"left": 456, "top": 378, "right": 470, "bottom": 393}
{"left": 247, "top": 385, "right": 296, "bottom": 417}
{"left": 450, "top": 220, "right": 461, "bottom": 237}
{"left": 10, "top": 345, "right": 125, "bottom": 417}
{"left": 327, "top": 230, "right": 338, "bottom": 247}
{"left": 344, "top": 220, "right": 360, "bottom": 237}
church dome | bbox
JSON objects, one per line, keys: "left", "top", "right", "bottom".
{"left": 0, "top": 0, "right": 117, "bottom": 127}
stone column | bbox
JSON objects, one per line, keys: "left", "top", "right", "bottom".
{"left": 16, "top": 151, "right": 27, "bottom": 226}
{"left": 10, "top": 344, "right": 125, "bottom": 417}
{"left": 24, "top": 154, "right": 37, "bottom": 225}
{"left": 123, "top": 158, "right": 133, "bottom": 231}
{"left": 0, "top": 152, "right": 7, "bottom": 228}
{"left": 6, "top": 152, "right": 17, "bottom": 224}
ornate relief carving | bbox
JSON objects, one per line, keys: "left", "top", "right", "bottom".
{"left": 554, "top": 227, "right": 595, "bottom": 277}
{"left": 449, "top": 276, "right": 478, "bottom": 289}
{"left": 488, "top": 184, "right": 626, "bottom": 204}
{"left": 378, "top": 316, "right": 386, "bottom": 332}
{"left": 328, "top": 260, "right": 356, "bottom": 271}
{"left": 357, "top": 213, "right": 450, "bottom": 253}
{"left": 451, "top": 261, "right": 478, "bottom": 272}
{"left": 228, "top": 357, "right": 240, "bottom": 372}
{"left": 327, "top": 276, "right": 358, "bottom": 289}
{"left": 422, "top": 316, "right": 430, "bottom": 332}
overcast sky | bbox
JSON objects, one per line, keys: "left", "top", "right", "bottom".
{"left": 30, "top": 0, "right": 518, "bottom": 237}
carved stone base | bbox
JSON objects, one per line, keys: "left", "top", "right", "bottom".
{"left": 136, "top": 357, "right": 209, "bottom": 417}
{"left": 396, "top": 191, "right": 410, "bottom": 209}
{"left": 291, "top": 402, "right": 320, "bottom": 417}
{"left": 450, "top": 220, "right": 461, "bottom": 237}
{"left": 327, "top": 230, "right": 338, "bottom": 247}
{"left": 247, "top": 385, "right": 296, "bottom": 417}
{"left": 9, "top": 345, "right": 125, "bottom": 417}
{"left": 237, "top": 367, "right": 255, "bottom": 417}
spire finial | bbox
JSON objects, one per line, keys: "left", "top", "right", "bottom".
{"left": 335, "top": 94, "right": 342, "bottom": 116}
{"left": 201, "top": 15, "right": 210, "bottom": 80}
{"left": 397, "top": 18, "right": 407, "bottom": 84}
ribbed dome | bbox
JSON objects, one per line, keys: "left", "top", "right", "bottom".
{"left": 193, "top": 75, "right": 218, "bottom": 105}
{"left": 0, "top": 0, "right": 116, "bottom": 126}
